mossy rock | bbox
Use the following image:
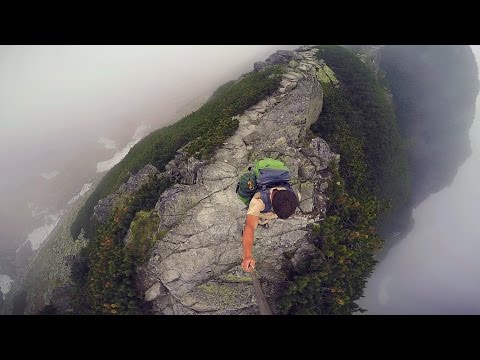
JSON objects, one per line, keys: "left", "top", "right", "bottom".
{"left": 322, "top": 65, "right": 338, "bottom": 84}
{"left": 316, "top": 67, "right": 331, "bottom": 83}
{"left": 289, "top": 60, "right": 299, "bottom": 68}
{"left": 127, "top": 210, "right": 160, "bottom": 263}
{"left": 198, "top": 282, "right": 238, "bottom": 308}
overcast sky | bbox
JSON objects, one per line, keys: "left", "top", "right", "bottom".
{"left": 359, "top": 46, "right": 480, "bottom": 314}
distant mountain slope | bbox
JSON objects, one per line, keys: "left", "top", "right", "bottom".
{"left": 378, "top": 45, "right": 479, "bottom": 241}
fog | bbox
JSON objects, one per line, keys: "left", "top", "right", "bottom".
{"left": 6, "top": 45, "right": 477, "bottom": 313}
{"left": 359, "top": 46, "right": 480, "bottom": 314}
{"left": 0, "top": 45, "right": 296, "bottom": 286}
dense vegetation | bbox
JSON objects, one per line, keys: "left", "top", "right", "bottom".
{"left": 281, "top": 45, "right": 408, "bottom": 314}
{"left": 71, "top": 175, "right": 171, "bottom": 314}
{"left": 71, "top": 66, "right": 283, "bottom": 239}
{"left": 312, "top": 45, "right": 409, "bottom": 205}
{"left": 281, "top": 163, "right": 384, "bottom": 314}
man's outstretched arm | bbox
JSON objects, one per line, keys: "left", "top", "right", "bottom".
{"left": 242, "top": 214, "right": 259, "bottom": 272}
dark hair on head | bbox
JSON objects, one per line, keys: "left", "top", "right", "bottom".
{"left": 272, "top": 189, "right": 299, "bottom": 219}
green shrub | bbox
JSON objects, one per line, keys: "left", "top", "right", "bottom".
{"left": 281, "top": 46, "right": 407, "bottom": 314}
{"left": 281, "top": 163, "right": 384, "bottom": 314}
{"left": 312, "top": 45, "right": 409, "bottom": 204}
{"left": 71, "top": 175, "right": 171, "bottom": 314}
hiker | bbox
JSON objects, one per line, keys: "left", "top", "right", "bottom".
{"left": 236, "top": 158, "right": 300, "bottom": 272}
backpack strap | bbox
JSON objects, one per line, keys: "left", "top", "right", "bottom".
{"left": 259, "top": 185, "right": 272, "bottom": 213}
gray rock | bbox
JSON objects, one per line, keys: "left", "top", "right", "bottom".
{"left": 246, "top": 117, "right": 261, "bottom": 126}
{"left": 299, "top": 163, "right": 316, "bottom": 179}
{"left": 155, "top": 184, "right": 190, "bottom": 228}
{"left": 276, "top": 50, "right": 295, "bottom": 59}
{"left": 265, "top": 53, "right": 282, "bottom": 65}
{"left": 300, "top": 181, "right": 315, "bottom": 200}
{"left": 119, "top": 164, "right": 159, "bottom": 193}
{"left": 254, "top": 62, "right": 266, "bottom": 72}
{"left": 319, "top": 181, "right": 329, "bottom": 192}
{"left": 300, "top": 198, "right": 314, "bottom": 213}
{"left": 305, "top": 78, "right": 323, "bottom": 129}
{"left": 265, "top": 96, "right": 278, "bottom": 106}
{"left": 244, "top": 110, "right": 261, "bottom": 122}
{"left": 297, "top": 64, "right": 310, "bottom": 72}
{"left": 165, "top": 148, "right": 209, "bottom": 185}
{"left": 296, "top": 45, "right": 315, "bottom": 52}
{"left": 304, "top": 60, "right": 320, "bottom": 67}
{"left": 265, "top": 53, "right": 290, "bottom": 65}
{"left": 308, "top": 157, "right": 328, "bottom": 171}
{"left": 162, "top": 307, "right": 174, "bottom": 315}
{"left": 145, "top": 282, "right": 167, "bottom": 302}
{"left": 279, "top": 79, "right": 297, "bottom": 92}
{"left": 243, "top": 131, "right": 261, "bottom": 145}
{"left": 293, "top": 53, "right": 304, "bottom": 61}
{"left": 92, "top": 195, "right": 116, "bottom": 224}
{"left": 299, "top": 182, "right": 315, "bottom": 213}
{"left": 285, "top": 72, "right": 303, "bottom": 80}
{"left": 291, "top": 243, "right": 321, "bottom": 273}
{"left": 93, "top": 164, "right": 160, "bottom": 224}
{"left": 301, "top": 138, "right": 338, "bottom": 166}
{"left": 249, "top": 100, "right": 268, "bottom": 110}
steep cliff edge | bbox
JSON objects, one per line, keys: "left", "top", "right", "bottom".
{"left": 375, "top": 45, "right": 479, "bottom": 247}
{"left": 380, "top": 45, "right": 478, "bottom": 207}
{"left": 336, "top": 45, "right": 479, "bottom": 252}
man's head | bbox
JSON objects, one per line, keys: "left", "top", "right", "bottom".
{"left": 272, "top": 189, "right": 299, "bottom": 219}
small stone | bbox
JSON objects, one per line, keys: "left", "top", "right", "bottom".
{"left": 145, "top": 282, "right": 167, "bottom": 302}
{"left": 293, "top": 53, "right": 304, "bottom": 61}
{"left": 285, "top": 82, "right": 297, "bottom": 92}
{"left": 319, "top": 182, "right": 329, "bottom": 192}
{"left": 244, "top": 110, "right": 260, "bottom": 121}
{"left": 162, "top": 308, "right": 174, "bottom": 315}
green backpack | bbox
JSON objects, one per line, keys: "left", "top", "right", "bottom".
{"left": 236, "top": 158, "right": 292, "bottom": 207}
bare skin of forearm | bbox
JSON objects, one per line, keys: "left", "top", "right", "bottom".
{"left": 242, "top": 225, "right": 254, "bottom": 259}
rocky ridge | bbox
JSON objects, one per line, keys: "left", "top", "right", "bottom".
{"left": 132, "top": 46, "right": 340, "bottom": 314}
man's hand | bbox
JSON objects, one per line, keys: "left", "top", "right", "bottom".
{"left": 242, "top": 256, "right": 256, "bottom": 272}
